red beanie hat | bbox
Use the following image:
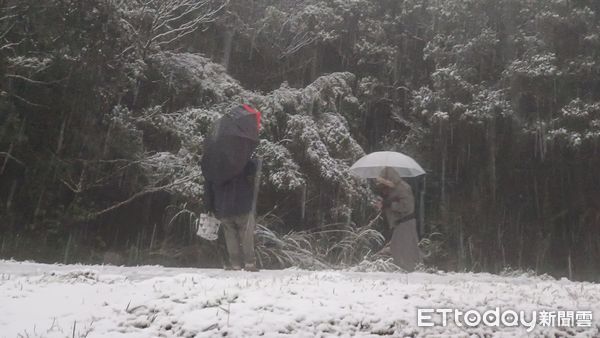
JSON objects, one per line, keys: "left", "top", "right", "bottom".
{"left": 242, "top": 104, "right": 261, "bottom": 130}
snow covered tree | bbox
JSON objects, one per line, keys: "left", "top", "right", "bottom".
{"left": 2, "top": 0, "right": 600, "bottom": 276}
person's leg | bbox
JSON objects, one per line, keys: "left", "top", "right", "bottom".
{"left": 216, "top": 225, "right": 230, "bottom": 269}
{"left": 390, "top": 219, "right": 422, "bottom": 271}
{"left": 221, "top": 217, "right": 242, "bottom": 269}
{"left": 238, "top": 213, "right": 257, "bottom": 270}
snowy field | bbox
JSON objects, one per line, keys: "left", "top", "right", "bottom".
{"left": 1, "top": 260, "right": 599, "bottom": 337}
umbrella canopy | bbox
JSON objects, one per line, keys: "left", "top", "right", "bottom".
{"left": 349, "top": 151, "right": 425, "bottom": 178}
{"left": 201, "top": 105, "right": 261, "bottom": 183}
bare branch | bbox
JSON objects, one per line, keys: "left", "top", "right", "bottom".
{"left": 86, "top": 174, "right": 199, "bottom": 219}
{"left": 0, "top": 21, "right": 15, "bottom": 39}
{"left": 119, "top": 17, "right": 140, "bottom": 37}
{"left": 54, "top": 155, "right": 145, "bottom": 194}
{"left": 0, "top": 152, "right": 24, "bottom": 166}
{"left": 142, "top": 0, "right": 228, "bottom": 51}
{"left": 152, "top": 0, "right": 211, "bottom": 33}
{"left": 0, "top": 39, "right": 24, "bottom": 51}
{"left": 72, "top": 158, "right": 137, "bottom": 164}
{"left": 59, "top": 177, "right": 83, "bottom": 193}
{"left": 0, "top": 14, "right": 18, "bottom": 22}
{"left": 5, "top": 74, "right": 63, "bottom": 85}
{"left": 9, "top": 93, "right": 49, "bottom": 108}
{"left": 280, "top": 31, "right": 315, "bottom": 59}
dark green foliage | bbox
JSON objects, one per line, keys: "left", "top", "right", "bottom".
{"left": 1, "top": 0, "right": 599, "bottom": 279}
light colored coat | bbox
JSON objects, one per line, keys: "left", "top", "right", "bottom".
{"left": 379, "top": 168, "right": 423, "bottom": 271}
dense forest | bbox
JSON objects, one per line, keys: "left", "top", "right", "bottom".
{"left": 1, "top": 0, "right": 599, "bottom": 280}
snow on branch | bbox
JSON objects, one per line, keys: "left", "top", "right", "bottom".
{"left": 148, "top": 52, "right": 243, "bottom": 102}
{"left": 122, "top": 0, "right": 228, "bottom": 54}
{"left": 286, "top": 114, "right": 361, "bottom": 198}
{"left": 256, "top": 139, "right": 305, "bottom": 191}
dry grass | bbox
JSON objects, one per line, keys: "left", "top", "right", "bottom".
{"left": 255, "top": 223, "right": 388, "bottom": 270}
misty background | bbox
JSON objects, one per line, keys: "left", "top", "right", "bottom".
{"left": 0, "top": 0, "right": 598, "bottom": 280}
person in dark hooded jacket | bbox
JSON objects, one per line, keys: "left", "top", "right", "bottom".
{"left": 203, "top": 160, "right": 258, "bottom": 271}
{"left": 201, "top": 105, "right": 261, "bottom": 272}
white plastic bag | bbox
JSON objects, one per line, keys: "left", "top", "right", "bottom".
{"left": 196, "top": 213, "right": 221, "bottom": 240}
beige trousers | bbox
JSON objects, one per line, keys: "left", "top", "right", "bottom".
{"left": 220, "top": 213, "right": 256, "bottom": 267}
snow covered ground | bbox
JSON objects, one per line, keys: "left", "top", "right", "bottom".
{"left": 1, "top": 260, "right": 599, "bottom": 337}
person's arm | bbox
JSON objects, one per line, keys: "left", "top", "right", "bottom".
{"left": 244, "top": 159, "right": 258, "bottom": 182}
{"left": 248, "top": 158, "right": 258, "bottom": 175}
{"left": 387, "top": 187, "right": 415, "bottom": 218}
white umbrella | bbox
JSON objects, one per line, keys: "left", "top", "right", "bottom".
{"left": 349, "top": 151, "right": 425, "bottom": 178}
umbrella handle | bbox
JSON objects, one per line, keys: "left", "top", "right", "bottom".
{"left": 251, "top": 158, "right": 262, "bottom": 217}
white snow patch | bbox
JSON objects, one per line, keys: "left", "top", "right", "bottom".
{"left": 1, "top": 260, "right": 599, "bottom": 337}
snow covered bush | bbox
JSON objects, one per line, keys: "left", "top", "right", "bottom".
{"left": 147, "top": 52, "right": 244, "bottom": 108}
{"left": 255, "top": 140, "right": 305, "bottom": 192}
{"left": 547, "top": 99, "right": 600, "bottom": 149}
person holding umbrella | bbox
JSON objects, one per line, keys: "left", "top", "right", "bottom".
{"left": 201, "top": 104, "right": 262, "bottom": 272}
{"left": 350, "top": 151, "right": 425, "bottom": 271}
{"left": 373, "top": 168, "right": 423, "bottom": 271}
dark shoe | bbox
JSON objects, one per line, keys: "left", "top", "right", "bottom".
{"left": 244, "top": 263, "right": 259, "bottom": 272}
